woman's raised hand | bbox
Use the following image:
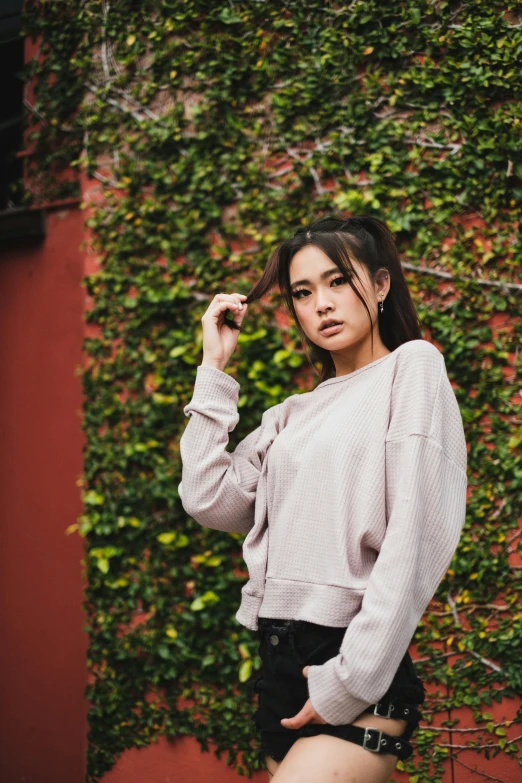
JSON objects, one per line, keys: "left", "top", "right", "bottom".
{"left": 201, "top": 292, "right": 249, "bottom": 371}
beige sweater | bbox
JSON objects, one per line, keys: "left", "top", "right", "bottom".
{"left": 178, "top": 339, "right": 468, "bottom": 724}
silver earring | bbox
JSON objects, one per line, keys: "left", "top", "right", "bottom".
{"left": 379, "top": 275, "right": 388, "bottom": 314}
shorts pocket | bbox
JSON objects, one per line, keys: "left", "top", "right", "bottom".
{"left": 295, "top": 626, "right": 346, "bottom": 667}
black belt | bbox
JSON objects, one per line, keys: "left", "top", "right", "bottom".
{"left": 338, "top": 723, "right": 414, "bottom": 760}
{"left": 370, "top": 695, "right": 423, "bottom": 728}
{"left": 301, "top": 695, "right": 422, "bottom": 761}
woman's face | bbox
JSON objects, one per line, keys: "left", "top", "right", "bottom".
{"left": 288, "top": 244, "right": 385, "bottom": 353}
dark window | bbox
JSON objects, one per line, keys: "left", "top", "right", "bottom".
{"left": 0, "top": 0, "right": 24, "bottom": 209}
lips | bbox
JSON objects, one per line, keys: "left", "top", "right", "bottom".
{"left": 320, "top": 320, "right": 342, "bottom": 331}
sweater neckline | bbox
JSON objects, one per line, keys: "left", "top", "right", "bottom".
{"left": 315, "top": 350, "right": 396, "bottom": 389}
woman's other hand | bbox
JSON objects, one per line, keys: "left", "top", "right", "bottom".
{"left": 280, "top": 666, "right": 328, "bottom": 728}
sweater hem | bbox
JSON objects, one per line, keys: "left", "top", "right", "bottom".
{"left": 235, "top": 577, "right": 366, "bottom": 631}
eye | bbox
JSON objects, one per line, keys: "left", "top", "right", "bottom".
{"left": 291, "top": 276, "right": 347, "bottom": 300}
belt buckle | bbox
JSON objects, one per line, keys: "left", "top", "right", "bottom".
{"left": 362, "top": 727, "right": 383, "bottom": 752}
{"left": 374, "top": 700, "right": 393, "bottom": 718}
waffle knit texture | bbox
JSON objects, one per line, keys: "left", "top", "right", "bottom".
{"left": 178, "top": 339, "right": 468, "bottom": 725}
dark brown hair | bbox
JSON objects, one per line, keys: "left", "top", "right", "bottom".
{"left": 226, "top": 215, "right": 422, "bottom": 385}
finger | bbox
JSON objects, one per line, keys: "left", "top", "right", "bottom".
{"left": 214, "top": 293, "right": 247, "bottom": 308}
{"left": 204, "top": 300, "right": 243, "bottom": 320}
{"left": 280, "top": 705, "right": 311, "bottom": 730}
{"left": 221, "top": 299, "right": 247, "bottom": 318}
{"left": 225, "top": 301, "right": 248, "bottom": 324}
{"left": 302, "top": 666, "right": 310, "bottom": 678}
{"left": 223, "top": 299, "right": 249, "bottom": 325}
{"left": 213, "top": 298, "right": 243, "bottom": 311}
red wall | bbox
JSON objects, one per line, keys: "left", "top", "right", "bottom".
{"left": 0, "top": 206, "right": 89, "bottom": 782}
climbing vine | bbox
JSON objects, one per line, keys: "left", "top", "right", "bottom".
{"left": 21, "top": 1, "right": 522, "bottom": 781}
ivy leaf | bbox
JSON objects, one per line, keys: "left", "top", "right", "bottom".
{"left": 169, "top": 345, "right": 189, "bottom": 358}
{"left": 157, "top": 532, "right": 176, "bottom": 545}
{"left": 190, "top": 590, "right": 220, "bottom": 611}
{"left": 83, "top": 490, "right": 105, "bottom": 506}
{"left": 97, "top": 557, "right": 109, "bottom": 574}
{"left": 218, "top": 8, "right": 242, "bottom": 24}
{"left": 239, "top": 659, "right": 253, "bottom": 683}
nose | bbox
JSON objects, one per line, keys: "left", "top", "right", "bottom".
{"left": 315, "top": 292, "right": 334, "bottom": 314}
{"left": 317, "top": 301, "right": 333, "bottom": 316}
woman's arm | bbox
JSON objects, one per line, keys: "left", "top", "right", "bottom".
{"left": 306, "top": 342, "right": 468, "bottom": 725}
{"left": 178, "top": 364, "right": 281, "bottom": 534}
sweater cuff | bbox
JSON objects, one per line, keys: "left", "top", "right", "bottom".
{"left": 183, "top": 365, "right": 240, "bottom": 417}
{"left": 307, "top": 655, "right": 372, "bottom": 726}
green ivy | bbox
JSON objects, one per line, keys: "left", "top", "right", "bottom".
{"left": 22, "top": 1, "right": 522, "bottom": 780}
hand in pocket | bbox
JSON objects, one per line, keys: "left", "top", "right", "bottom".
{"left": 279, "top": 666, "right": 328, "bottom": 728}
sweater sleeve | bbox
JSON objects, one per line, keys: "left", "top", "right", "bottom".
{"left": 307, "top": 343, "right": 468, "bottom": 725}
{"left": 178, "top": 364, "right": 281, "bottom": 534}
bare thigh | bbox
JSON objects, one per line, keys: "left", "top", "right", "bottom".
{"left": 265, "top": 756, "right": 281, "bottom": 779}
{"left": 268, "top": 710, "right": 408, "bottom": 783}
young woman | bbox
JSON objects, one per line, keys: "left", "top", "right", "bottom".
{"left": 178, "top": 216, "right": 468, "bottom": 783}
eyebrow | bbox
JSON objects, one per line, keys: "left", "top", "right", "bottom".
{"left": 290, "top": 267, "right": 341, "bottom": 290}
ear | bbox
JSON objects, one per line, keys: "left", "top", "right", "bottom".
{"left": 375, "top": 268, "right": 390, "bottom": 300}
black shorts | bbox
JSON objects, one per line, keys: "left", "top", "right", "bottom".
{"left": 250, "top": 617, "right": 426, "bottom": 766}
